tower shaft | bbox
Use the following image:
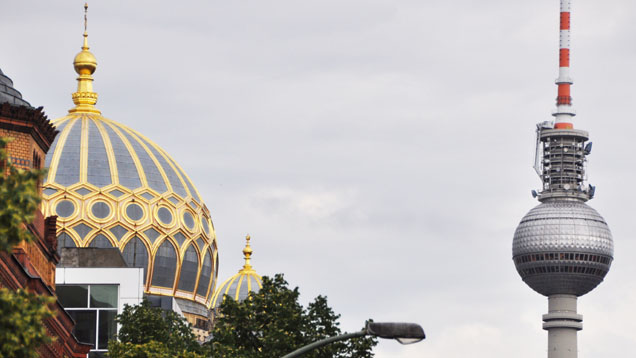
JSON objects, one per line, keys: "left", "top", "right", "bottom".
{"left": 543, "top": 295, "right": 582, "bottom": 358}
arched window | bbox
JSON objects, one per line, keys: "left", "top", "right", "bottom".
{"left": 177, "top": 245, "right": 199, "bottom": 292}
{"left": 122, "top": 237, "right": 149, "bottom": 283}
{"left": 88, "top": 234, "right": 114, "bottom": 248}
{"left": 151, "top": 240, "right": 177, "bottom": 289}
{"left": 57, "top": 232, "right": 77, "bottom": 254}
{"left": 197, "top": 250, "right": 213, "bottom": 297}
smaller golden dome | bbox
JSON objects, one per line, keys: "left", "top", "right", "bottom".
{"left": 211, "top": 235, "right": 263, "bottom": 309}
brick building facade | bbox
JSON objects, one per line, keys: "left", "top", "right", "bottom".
{"left": 0, "top": 68, "right": 91, "bottom": 357}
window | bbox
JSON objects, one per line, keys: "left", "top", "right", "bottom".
{"left": 151, "top": 240, "right": 177, "bottom": 288}
{"left": 178, "top": 245, "right": 199, "bottom": 292}
{"left": 57, "top": 284, "right": 118, "bottom": 354}
{"left": 122, "top": 237, "right": 149, "bottom": 283}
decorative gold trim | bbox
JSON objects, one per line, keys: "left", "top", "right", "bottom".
{"left": 52, "top": 196, "right": 80, "bottom": 222}
{"left": 181, "top": 209, "right": 198, "bottom": 233}
{"left": 86, "top": 198, "right": 114, "bottom": 223}
{"left": 122, "top": 201, "right": 147, "bottom": 225}
{"left": 155, "top": 204, "right": 176, "bottom": 230}
{"left": 79, "top": 115, "right": 89, "bottom": 183}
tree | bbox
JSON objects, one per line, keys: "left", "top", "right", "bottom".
{"left": 108, "top": 298, "right": 204, "bottom": 358}
{"left": 0, "top": 288, "right": 54, "bottom": 358}
{"left": 0, "top": 137, "right": 54, "bottom": 357}
{"left": 0, "top": 137, "right": 45, "bottom": 252}
{"left": 208, "top": 274, "right": 377, "bottom": 358}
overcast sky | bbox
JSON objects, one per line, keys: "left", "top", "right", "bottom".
{"left": 3, "top": 1, "right": 636, "bottom": 357}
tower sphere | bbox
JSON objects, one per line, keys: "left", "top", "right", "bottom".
{"left": 513, "top": 200, "right": 613, "bottom": 297}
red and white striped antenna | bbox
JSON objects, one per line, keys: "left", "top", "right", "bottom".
{"left": 554, "top": 0, "right": 575, "bottom": 129}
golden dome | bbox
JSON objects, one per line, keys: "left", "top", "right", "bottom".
{"left": 42, "top": 3, "right": 219, "bottom": 310}
{"left": 211, "top": 235, "right": 263, "bottom": 308}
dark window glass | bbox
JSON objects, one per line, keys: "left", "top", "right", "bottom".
{"left": 202, "top": 218, "right": 210, "bottom": 235}
{"left": 57, "top": 285, "right": 88, "bottom": 308}
{"left": 90, "top": 285, "right": 118, "bottom": 308}
{"left": 144, "top": 228, "right": 160, "bottom": 244}
{"left": 88, "top": 234, "right": 114, "bottom": 249}
{"left": 197, "top": 250, "right": 213, "bottom": 297}
{"left": 98, "top": 310, "right": 117, "bottom": 350}
{"left": 75, "top": 188, "right": 92, "bottom": 196}
{"left": 72, "top": 223, "right": 93, "bottom": 239}
{"left": 109, "top": 189, "right": 125, "bottom": 197}
{"left": 126, "top": 203, "right": 144, "bottom": 221}
{"left": 57, "top": 232, "right": 77, "bottom": 254}
{"left": 173, "top": 232, "right": 186, "bottom": 247}
{"left": 122, "top": 237, "right": 148, "bottom": 283}
{"left": 91, "top": 202, "right": 111, "bottom": 219}
{"left": 196, "top": 238, "right": 205, "bottom": 251}
{"left": 109, "top": 225, "right": 128, "bottom": 240}
{"left": 68, "top": 310, "right": 97, "bottom": 346}
{"left": 178, "top": 245, "right": 199, "bottom": 292}
{"left": 158, "top": 207, "right": 172, "bottom": 224}
{"left": 151, "top": 240, "right": 177, "bottom": 288}
{"left": 56, "top": 200, "right": 75, "bottom": 218}
{"left": 183, "top": 212, "right": 195, "bottom": 230}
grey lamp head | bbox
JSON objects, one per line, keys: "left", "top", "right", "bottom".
{"left": 366, "top": 322, "right": 426, "bottom": 345}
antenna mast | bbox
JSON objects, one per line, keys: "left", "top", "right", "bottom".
{"left": 554, "top": 0, "right": 575, "bottom": 129}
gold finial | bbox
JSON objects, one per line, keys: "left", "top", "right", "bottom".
{"left": 70, "top": 1, "right": 100, "bottom": 114}
{"left": 241, "top": 234, "right": 254, "bottom": 271}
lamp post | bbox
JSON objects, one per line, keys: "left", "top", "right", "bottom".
{"left": 281, "top": 321, "right": 425, "bottom": 358}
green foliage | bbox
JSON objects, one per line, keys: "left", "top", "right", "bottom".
{"left": 0, "top": 138, "right": 54, "bottom": 357}
{"left": 109, "top": 299, "right": 204, "bottom": 358}
{"left": 0, "top": 288, "right": 55, "bottom": 358}
{"left": 208, "top": 274, "right": 377, "bottom": 358}
{"left": 108, "top": 341, "right": 203, "bottom": 358}
{"left": 0, "top": 137, "right": 46, "bottom": 252}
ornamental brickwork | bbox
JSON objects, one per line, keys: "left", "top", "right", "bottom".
{"left": 0, "top": 95, "right": 91, "bottom": 357}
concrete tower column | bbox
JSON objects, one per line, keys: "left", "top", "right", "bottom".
{"left": 542, "top": 295, "right": 582, "bottom": 358}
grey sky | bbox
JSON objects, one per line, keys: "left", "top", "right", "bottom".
{"left": 2, "top": 1, "right": 636, "bottom": 357}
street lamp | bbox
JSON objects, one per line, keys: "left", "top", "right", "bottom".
{"left": 281, "top": 321, "right": 425, "bottom": 358}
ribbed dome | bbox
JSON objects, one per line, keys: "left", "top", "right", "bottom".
{"left": 42, "top": 112, "right": 219, "bottom": 308}
{"left": 211, "top": 236, "right": 262, "bottom": 309}
{"left": 0, "top": 68, "right": 31, "bottom": 107}
{"left": 41, "top": 15, "right": 219, "bottom": 313}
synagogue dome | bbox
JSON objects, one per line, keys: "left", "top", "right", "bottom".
{"left": 41, "top": 25, "right": 218, "bottom": 309}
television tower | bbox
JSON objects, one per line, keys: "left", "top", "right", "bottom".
{"left": 512, "top": 1, "right": 614, "bottom": 358}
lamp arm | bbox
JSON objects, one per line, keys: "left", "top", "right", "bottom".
{"left": 281, "top": 330, "right": 367, "bottom": 358}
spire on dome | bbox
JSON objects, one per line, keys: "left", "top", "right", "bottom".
{"left": 69, "top": 2, "right": 100, "bottom": 114}
{"left": 241, "top": 234, "right": 254, "bottom": 271}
